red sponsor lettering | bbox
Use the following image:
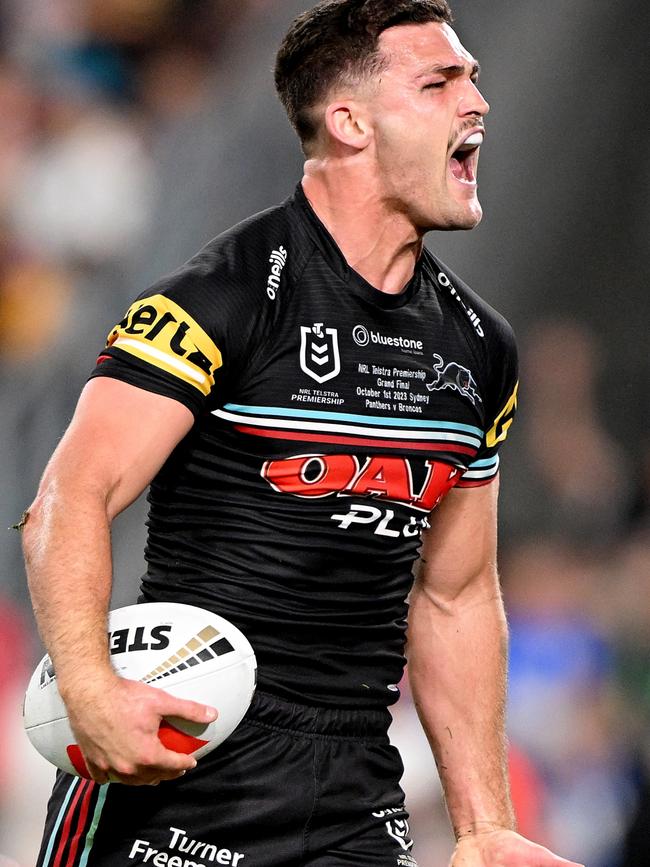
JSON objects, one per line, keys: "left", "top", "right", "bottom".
{"left": 262, "top": 454, "right": 357, "bottom": 498}
{"left": 262, "top": 454, "right": 460, "bottom": 511}
{"left": 349, "top": 457, "right": 412, "bottom": 502}
{"left": 412, "top": 460, "right": 460, "bottom": 510}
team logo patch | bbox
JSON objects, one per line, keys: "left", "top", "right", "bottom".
{"left": 426, "top": 353, "right": 482, "bottom": 406}
{"left": 300, "top": 322, "right": 341, "bottom": 384}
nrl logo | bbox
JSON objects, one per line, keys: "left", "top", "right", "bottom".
{"left": 426, "top": 353, "right": 482, "bottom": 406}
{"left": 384, "top": 818, "right": 414, "bottom": 852}
{"left": 300, "top": 322, "right": 341, "bottom": 384}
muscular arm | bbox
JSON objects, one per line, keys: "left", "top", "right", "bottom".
{"left": 408, "top": 481, "right": 581, "bottom": 866}
{"left": 22, "top": 376, "right": 216, "bottom": 784}
{"left": 408, "top": 479, "right": 512, "bottom": 838}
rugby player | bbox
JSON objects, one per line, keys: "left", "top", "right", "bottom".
{"left": 22, "top": 2, "right": 583, "bottom": 865}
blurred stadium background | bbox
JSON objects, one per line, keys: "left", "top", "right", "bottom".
{"left": 0, "top": 1, "right": 648, "bottom": 865}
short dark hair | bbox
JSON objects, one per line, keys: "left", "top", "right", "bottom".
{"left": 275, "top": 0, "right": 453, "bottom": 150}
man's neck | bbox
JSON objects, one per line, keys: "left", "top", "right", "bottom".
{"left": 301, "top": 161, "right": 424, "bottom": 296}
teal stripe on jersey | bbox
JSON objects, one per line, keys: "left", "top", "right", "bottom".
{"left": 41, "top": 777, "right": 80, "bottom": 867}
{"left": 467, "top": 456, "right": 499, "bottom": 468}
{"left": 222, "top": 403, "right": 483, "bottom": 436}
{"left": 215, "top": 408, "right": 481, "bottom": 446}
{"left": 78, "top": 784, "right": 109, "bottom": 867}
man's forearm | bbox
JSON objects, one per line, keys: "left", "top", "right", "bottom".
{"left": 22, "top": 482, "right": 115, "bottom": 700}
{"left": 407, "top": 571, "right": 514, "bottom": 840}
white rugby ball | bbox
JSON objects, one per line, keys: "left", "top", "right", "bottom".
{"left": 23, "top": 602, "right": 257, "bottom": 778}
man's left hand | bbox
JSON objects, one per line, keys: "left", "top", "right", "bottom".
{"left": 449, "top": 829, "right": 584, "bottom": 867}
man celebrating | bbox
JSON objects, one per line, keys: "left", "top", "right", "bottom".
{"left": 23, "top": 2, "right": 582, "bottom": 865}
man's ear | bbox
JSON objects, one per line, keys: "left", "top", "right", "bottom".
{"left": 324, "top": 100, "right": 373, "bottom": 151}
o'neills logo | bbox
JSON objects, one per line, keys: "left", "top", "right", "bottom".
{"left": 266, "top": 246, "right": 287, "bottom": 300}
{"left": 352, "top": 324, "right": 423, "bottom": 352}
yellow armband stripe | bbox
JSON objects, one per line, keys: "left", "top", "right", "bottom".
{"left": 486, "top": 381, "right": 519, "bottom": 448}
{"left": 106, "top": 294, "right": 222, "bottom": 396}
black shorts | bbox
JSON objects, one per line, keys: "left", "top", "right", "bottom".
{"left": 37, "top": 691, "right": 419, "bottom": 867}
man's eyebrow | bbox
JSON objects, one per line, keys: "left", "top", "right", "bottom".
{"left": 416, "top": 62, "right": 481, "bottom": 79}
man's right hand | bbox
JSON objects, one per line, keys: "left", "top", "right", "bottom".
{"left": 62, "top": 673, "right": 218, "bottom": 786}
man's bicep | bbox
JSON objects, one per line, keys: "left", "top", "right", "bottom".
{"left": 416, "top": 478, "right": 500, "bottom": 604}
{"left": 41, "top": 377, "right": 195, "bottom": 519}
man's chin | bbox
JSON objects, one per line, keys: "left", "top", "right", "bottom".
{"left": 428, "top": 202, "right": 483, "bottom": 232}
{"left": 458, "top": 203, "right": 483, "bottom": 230}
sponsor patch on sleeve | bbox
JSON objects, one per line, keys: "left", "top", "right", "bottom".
{"left": 486, "top": 381, "right": 519, "bottom": 449}
{"left": 105, "top": 294, "right": 223, "bottom": 396}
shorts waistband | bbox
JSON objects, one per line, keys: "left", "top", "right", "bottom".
{"left": 244, "top": 690, "right": 392, "bottom": 739}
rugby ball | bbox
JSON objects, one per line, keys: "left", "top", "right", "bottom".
{"left": 23, "top": 602, "right": 256, "bottom": 778}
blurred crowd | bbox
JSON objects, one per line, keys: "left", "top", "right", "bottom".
{"left": 0, "top": 2, "right": 648, "bottom": 866}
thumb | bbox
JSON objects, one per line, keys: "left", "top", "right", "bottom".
{"left": 156, "top": 693, "right": 218, "bottom": 725}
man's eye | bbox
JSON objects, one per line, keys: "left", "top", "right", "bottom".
{"left": 423, "top": 81, "right": 445, "bottom": 90}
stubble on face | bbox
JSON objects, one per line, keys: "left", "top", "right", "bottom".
{"left": 366, "top": 22, "right": 488, "bottom": 233}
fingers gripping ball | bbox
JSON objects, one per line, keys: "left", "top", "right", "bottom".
{"left": 23, "top": 603, "right": 257, "bottom": 777}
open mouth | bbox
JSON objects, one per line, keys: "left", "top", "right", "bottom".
{"left": 449, "top": 130, "right": 483, "bottom": 186}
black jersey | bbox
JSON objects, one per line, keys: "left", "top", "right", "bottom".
{"left": 90, "top": 185, "right": 518, "bottom": 709}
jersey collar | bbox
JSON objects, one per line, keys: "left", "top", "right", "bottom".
{"left": 291, "top": 183, "right": 422, "bottom": 311}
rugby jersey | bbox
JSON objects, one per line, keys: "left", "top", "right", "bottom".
{"left": 90, "top": 184, "right": 518, "bottom": 708}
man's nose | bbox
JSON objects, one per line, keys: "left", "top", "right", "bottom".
{"left": 460, "top": 81, "right": 490, "bottom": 117}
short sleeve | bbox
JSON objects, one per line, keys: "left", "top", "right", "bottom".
{"left": 457, "top": 318, "right": 519, "bottom": 488}
{"left": 88, "top": 251, "right": 254, "bottom": 417}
